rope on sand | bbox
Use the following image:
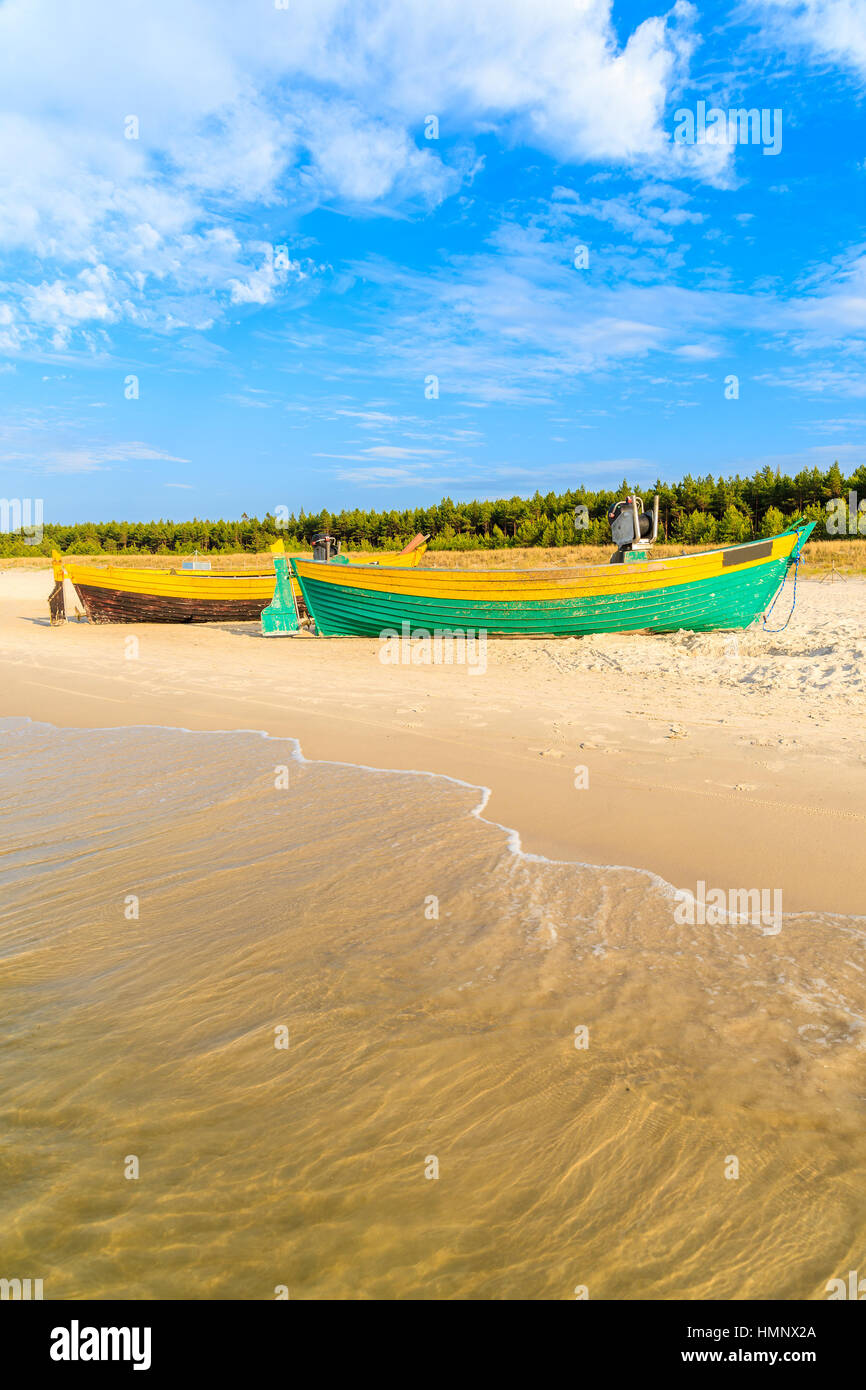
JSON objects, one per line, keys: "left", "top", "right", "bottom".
{"left": 762, "top": 550, "right": 802, "bottom": 633}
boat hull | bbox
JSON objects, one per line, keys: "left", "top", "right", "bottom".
{"left": 50, "top": 559, "right": 277, "bottom": 624}
{"left": 292, "top": 526, "right": 814, "bottom": 638}
{"left": 72, "top": 582, "right": 270, "bottom": 624}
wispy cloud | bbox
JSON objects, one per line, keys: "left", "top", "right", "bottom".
{"left": 748, "top": 0, "right": 866, "bottom": 81}
{"left": 0, "top": 441, "right": 190, "bottom": 474}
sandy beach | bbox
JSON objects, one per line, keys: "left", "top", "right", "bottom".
{"left": 1, "top": 566, "right": 863, "bottom": 915}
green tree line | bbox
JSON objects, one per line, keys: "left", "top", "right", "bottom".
{"left": 2, "top": 461, "right": 863, "bottom": 557}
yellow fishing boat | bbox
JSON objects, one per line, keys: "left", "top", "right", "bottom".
{"left": 50, "top": 534, "right": 428, "bottom": 624}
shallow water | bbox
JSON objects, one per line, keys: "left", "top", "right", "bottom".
{"left": 1, "top": 717, "right": 864, "bottom": 1299}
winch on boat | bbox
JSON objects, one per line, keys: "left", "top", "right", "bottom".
{"left": 608, "top": 494, "right": 660, "bottom": 563}
{"left": 311, "top": 532, "right": 342, "bottom": 562}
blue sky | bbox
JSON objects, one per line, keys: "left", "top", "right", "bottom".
{"left": 0, "top": 0, "right": 863, "bottom": 523}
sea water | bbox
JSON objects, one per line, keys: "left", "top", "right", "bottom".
{"left": 1, "top": 718, "right": 864, "bottom": 1299}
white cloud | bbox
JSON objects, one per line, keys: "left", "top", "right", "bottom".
{"left": 281, "top": 0, "right": 718, "bottom": 176}
{"left": 300, "top": 100, "right": 461, "bottom": 205}
{"left": 24, "top": 267, "right": 117, "bottom": 330}
{"left": 552, "top": 183, "right": 705, "bottom": 244}
{"left": 227, "top": 244, "right": 308, "bottom": 306}
{"left": 0, "top": 0, "right": 730, "bottom": 356}
{"left": 1, "top": 232, "right": 321, "bottom": 349}
{"left": 749, "top": 0, "right": 866, "bottom": 80}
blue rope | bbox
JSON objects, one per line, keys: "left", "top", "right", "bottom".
{"left": 762, "top": 548, "right": 802, "bottom": 633}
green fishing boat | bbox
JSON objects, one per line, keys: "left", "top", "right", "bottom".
{"left": 289, "top": 499, "right": 815, "bottom": 638}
